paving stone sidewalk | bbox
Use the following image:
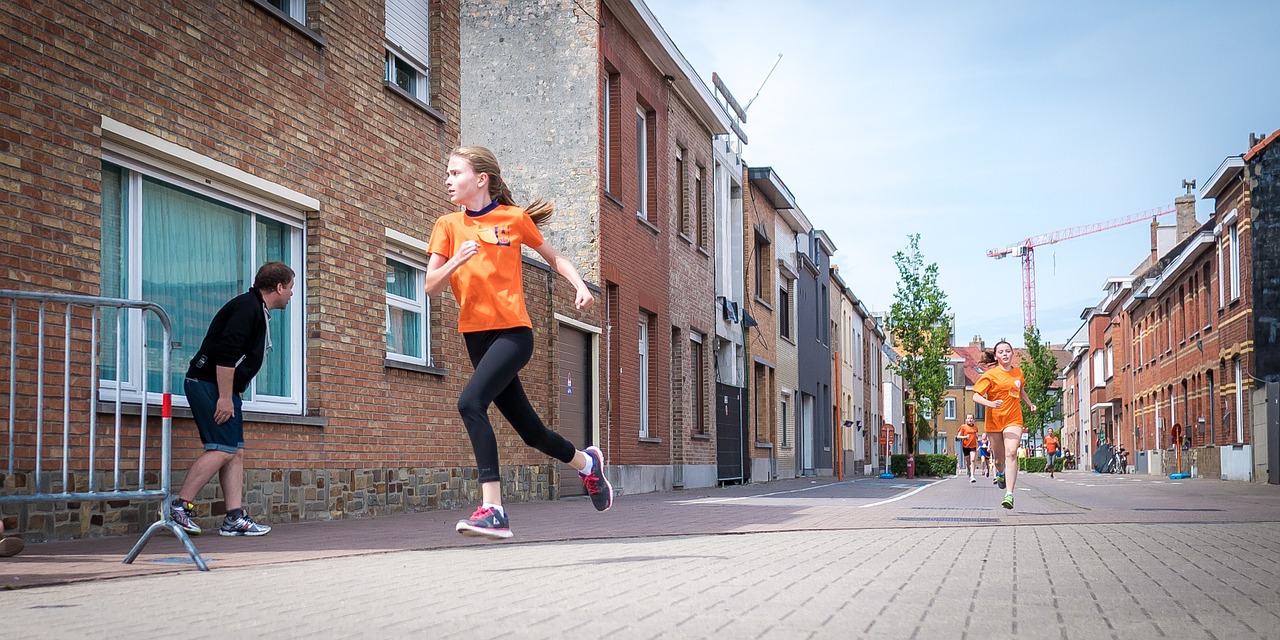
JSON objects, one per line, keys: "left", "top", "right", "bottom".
{"left": 2, "top": 471, "right": 1279, "bottom": 638}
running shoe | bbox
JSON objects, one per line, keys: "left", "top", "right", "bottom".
{"left": 970, "top": 477, "right": 977, "bottom": 483}
{"left": 219, "top": 513, "right": 271, "bottom": 537}
{"left": 996, "top": 473, "right": 1006, "bottom": 490}
{"left": 1001, "top": 493, "right": 1014, "bottom": 510}
{"left": 455, "top": 506, "right": 512, "bottom": 540}
{"left": 169, "top": 500, "right": 202, "bottom": 536}
{"left": 580, "top": 446, "right": 614, "bottom": 512}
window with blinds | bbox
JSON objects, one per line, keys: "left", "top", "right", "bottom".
{"left": 385, "top": 0, "right": 430, "bottom": 102}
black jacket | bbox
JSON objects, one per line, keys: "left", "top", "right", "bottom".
{"left": 186, "top": 288, "right": 270, "bottom": 394}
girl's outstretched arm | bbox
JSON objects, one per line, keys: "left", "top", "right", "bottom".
{"left": 532, "top": 242, "right": 594, "bottom": 310}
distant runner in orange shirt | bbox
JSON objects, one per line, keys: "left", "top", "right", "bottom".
{"left": 426, "top": 146, "right": 612, "bottom": 540}
{"left": 1043, "top": 430, "right": 1060, "bottom": 478}
{"left": 958, "top": 414, "right": 979, "bottom": 483}
{"left": 972, "top": 340, "right": 1036, "bottom": 510}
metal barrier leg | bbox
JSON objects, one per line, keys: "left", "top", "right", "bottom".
{"left": 123, "top": 504, "right": 209, "bottom": 571}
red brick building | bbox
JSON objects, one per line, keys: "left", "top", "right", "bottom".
{"left": 0, "top": 0, "right": 619, "bottom": 542}
{"left": 1067, "top": 137, "right": 1269, "bottom": 479}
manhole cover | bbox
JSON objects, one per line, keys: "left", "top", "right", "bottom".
{"left": 896, "top": 517, "right": 1000, "bottom": 523}
{"left": 911, "top": 506, "right": 993, "bottom": 511}
{"left": 1132, "top": 508, "right": 1222, "bottom": 512}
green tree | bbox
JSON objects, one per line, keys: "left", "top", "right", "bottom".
{"left": 887, "top": 235, "right": 951, "bottom": 454}
{"left": 1021, "top": 325, "right": 1063, "bottom": 435}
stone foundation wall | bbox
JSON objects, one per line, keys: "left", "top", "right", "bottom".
{"left": 1, "top": 464, "right": 556, "bottom": 543}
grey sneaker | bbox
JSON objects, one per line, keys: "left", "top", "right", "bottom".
{"left": 455, "top": 506, "right": 513, "bottom": 540}
{"left": 0, "top": 536, "right": 24, "bottom": 558}
{"left": 169, "top": 500, "right": 202, "bottom": 536}
{"left": 219, "top": 513, "right": 271, "bottom": 537}
{"left": 580, "top": 446, "right": 613, "bottom": 512}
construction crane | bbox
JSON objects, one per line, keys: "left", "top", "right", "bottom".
{"left": 987, "top": 205, "right": 1176, "bottom": 328}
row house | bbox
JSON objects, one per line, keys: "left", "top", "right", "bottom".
{"left": 830, "top": 268, "right": 885, "bottom": 476}
{"left": 458, "top": 0, "right": 735, "bottom": 492}
{"left": 2, "top": 0, "right": 490, "bottom": 541}
{"left": 1063, "top": 130, "right": 1280, "bottom": 481}
{"left": 3, "top": 0, "right": 895, "bottom": 543}
{"left": 753, "top": 167, "right": 812, "bottom": 480}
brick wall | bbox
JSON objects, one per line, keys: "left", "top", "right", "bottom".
{"left": 597, "top": 3, "right": 672, "bottom": 467}
{"left": 0, "top": 0, "right": 609, "bottom": 541}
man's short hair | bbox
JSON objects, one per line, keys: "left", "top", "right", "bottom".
{"left": 254, "top": 261, "right": 295, "bottom": 291}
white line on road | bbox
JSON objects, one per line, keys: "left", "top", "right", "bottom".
{"left": 858, "top": 479, "right": 940, "bottom": 508}
{"left": 670, "top": 481, "right": 860, "bottom": 504}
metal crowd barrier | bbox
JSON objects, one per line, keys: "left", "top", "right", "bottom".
{"left": 0, "top": 290, "right": 206, "bottom": 570}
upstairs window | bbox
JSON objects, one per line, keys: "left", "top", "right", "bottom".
{"left": 385, "top": 0, "right": 431, "bottom": 103}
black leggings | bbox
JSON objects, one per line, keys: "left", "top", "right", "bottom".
{"left": 460, "top": 327, "right": 576, "bottom": 483}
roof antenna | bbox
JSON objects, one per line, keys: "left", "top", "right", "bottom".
{"left": 743, "top": 54, "right": 783, "bottom": 112}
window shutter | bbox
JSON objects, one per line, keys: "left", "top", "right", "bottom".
{"left": 385, "top": 0, "right": 429, "bottom": 68}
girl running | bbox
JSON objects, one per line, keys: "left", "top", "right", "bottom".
{"left": 426, "top": 146, "right": 612, "bottom": 540}
{"left": 972, "top": 340, "right": 1035, "bottom": 509}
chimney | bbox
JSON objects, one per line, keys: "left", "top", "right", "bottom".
{"left": 969, "top": 335, "right": 984, "bottom": 350}
{"left": 1175, "top": 180, "right": 1197, "bottom": 242}
{"left": 1150, "top": 217, "right": 1160, "bottom": 265}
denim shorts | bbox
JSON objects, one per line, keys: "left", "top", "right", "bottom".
{"left": 184, "top": 377, "right": 244, "bottom": 453}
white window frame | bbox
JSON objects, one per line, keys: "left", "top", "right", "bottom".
{"left": 780, "top": 392, "right": 790, "bottom": 448}
{"left": 1217, "top": 233, "right": 1227, "bottom": 308}
{"left": 385, "top": 0, "right": 431, "bottom": 103}
{"left": 945, "top": 365, "right": 955, "bottom": 387}
{"left": 1234, "top": 358, "right": 1244, "bottom": 442}
{"left": 1229, "top": 222, "right": 1241, "bottom": 301}
{"left": 638, "top": 315, "right": 650, "bottom": 438}
{"left": 1092, "top": 349, "right": 1105, "bottom": 388}
{"left": 1105, "top": 342, "right": 1114, "bottom": 379}
{"left": 635, "top": 107, "right": 648, "bottom": 219}
{"left": 944, "top": 397, "right": 957, "bottom": 421}
{"left": 99, "top": 148, "right": 307, "bottom": 415}
{"left": 604, "top": 74, "right": 613, "bottom": 192}
{"left": 921, "top": 403, "right": 932, "bottom": 421}
{"left": 266, "top": 0, "right": 306, "bottom": 22}
{"left": 384, "top": 236, "right": 430, "bottom": 366}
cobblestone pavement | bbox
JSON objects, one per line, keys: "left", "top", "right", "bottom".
{"left": 2, "top": 470, "right": 1279, "bottom": 639}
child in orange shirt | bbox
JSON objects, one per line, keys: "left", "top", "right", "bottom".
{"left": 1043, "top": 430, "right": 1059, "bottom": 478}
{"left": 426, "top": 146, "right": 612, "bottom": 539}
{"left": 972, "top": 340, "right": 1036, "bottom": 509}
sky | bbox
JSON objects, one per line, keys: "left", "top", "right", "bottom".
{"left": 642, "top": 0, "right": 1280, "bottom": 348}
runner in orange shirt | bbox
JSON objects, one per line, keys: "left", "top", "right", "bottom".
{"left": 426, "top": 146, "right": 612, "bottom": 540}
{"left": 972, "top": 340, "right": 1036, "bottom": 509}
{"left": 1043, "top": 430, "right": 1060, "bottom": 478}
{"left": 958, "top": 414, "right": 979, "bottom": 483}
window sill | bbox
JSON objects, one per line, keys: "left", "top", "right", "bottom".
{"left": 754, "top": 441, "right": 773, "bottom": 450}
{"left": 696, "top": 246, "right": 710, "bottom": 259}
{"left": 383, "top": 81, "right": 448, "bottom": 124}
{"left": 690, "top": 433, "right": 713, "bottom": 441}
{"left": 603, "top": 191, "right": 624, "bottom": 209}
{"left": 385, "top": 358, "right": 447, "bottom": 377}
{"left": 779, "top": 334, "right": 795, "bottom": 346}
{"left": 754, "top": 297, "right": 773, "bottom": 312}
{"left": 1203, "top": 324, "right": 1212, "bottom": 333}
{"left": 247, "top": 0, "right": 327, "bottom": 47}
{"left": 636, "top": 215, "right": 660, "bottom": 235}
{"left": 677, "top": 231, "right": 693, "bottom": 245}
{"left": 97, "top": 401, "right": 328, "bottom": 428}
{"left": 639, "top": 436, "right": 662, "bottom": 444}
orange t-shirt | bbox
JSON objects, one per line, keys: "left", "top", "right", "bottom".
{"left": 958, "top": 423, "right": 978, "bottom": 449}
{"left": 973, "top": 366, "right": 1025, "bottom": 432}
{"left": 1044, "top": 434, "right": 1058, "bottom": 454}
{"left": 427, "top": 204, "right": 544, "bottom": 333}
